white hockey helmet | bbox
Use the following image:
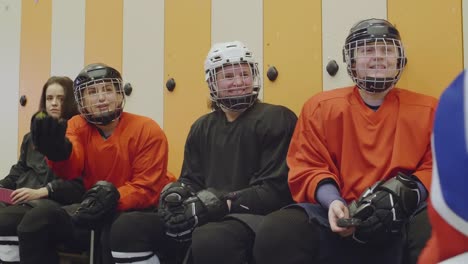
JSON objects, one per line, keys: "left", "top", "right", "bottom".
{"left": 204, "top": 41, "right": 260, "bottom": 112}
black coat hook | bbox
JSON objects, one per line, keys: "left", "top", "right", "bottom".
{"left": 326, "top": 60, "right": 339, "bottom": 76}
{"left": 267, "top": 66, "right": 279, "bottom": 81}
{"left": 166, "top": 78, "right": 176, "bottom": 92}
{"left": 124, "top": 83, "right": 133, "bottom": 96}
{"left": 19, "top": 95, "right": 27, "bottom": 106}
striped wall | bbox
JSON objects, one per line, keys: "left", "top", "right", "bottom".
{"left": 123, "top": 0, "right": 164, "bottom": 126}
{"left": 0, "top": 0, "right": 464, "bottom": 177}
{"left": 464, "top": 0, "right": 468, "bottom": 67}
{"left": 50, "top": 0, "right": 85, "bottom": 78}
{"left": 0, "top": 0, "right": 21, "bottom": 177}
{"left": 322, "top": 0, "right": 387, "bottom": 90}
{"left": 389, "top": 0, "right": 463, "bottom": 98}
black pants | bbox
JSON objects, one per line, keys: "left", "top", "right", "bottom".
{"left": 15, "top": 202, "right": 89, "bottom": 264}
{"left": 254, "top": 207, "right": 430, "bottom": 264}
{"left": 191, "top": 219, "right": 255, "bottom": 264}
{"left": 0, "top": 204, "right": 33, "bottom": 263}
{"left": 110, "top": 210, "right": 185, "bottom": 263}
{"left": 0, "top": 200, "right": 87, "bottom": 264}
{"left": 110, "top": 211, "right": 255, "bottom": 264}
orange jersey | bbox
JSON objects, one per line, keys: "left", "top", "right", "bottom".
{"left": 48, "top": 112, "right": 175, "bottom": 211}
{"left": 288, "top": 86, "right": 437, "bottom": 204}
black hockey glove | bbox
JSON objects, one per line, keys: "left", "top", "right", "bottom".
{"left": 158, "top": 182, "right": 196, "bottom": 241}
{"left": 158, "top": 184, "right": 229, "bottom": 241}
{"left": 30, "top": 111, "right": 72, "bottom": 161}
{"left": 71, "top": 181, "right": 120, "bottom": 229}
{"left": 348, "top": 172, "right": 421, "bottom": 244}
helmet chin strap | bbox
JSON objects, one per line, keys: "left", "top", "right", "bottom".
{"left": 216, "top": 93, "right": 258, "bottom": 112}
{"left": 357, "top": 77, "right": 395, "bottom": 93}
{"left": 84, "top": 109, "right": 122, "bottom": 125}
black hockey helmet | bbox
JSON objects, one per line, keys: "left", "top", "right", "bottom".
{"left": 73, "top": 63, "right": 125, "bottom": 125}
{"left": 343, "top": 18, "right": 407, "bottom": 93}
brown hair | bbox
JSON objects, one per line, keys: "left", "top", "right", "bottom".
{"left": 38, "top": 76, "right": 79, "bottom": 120}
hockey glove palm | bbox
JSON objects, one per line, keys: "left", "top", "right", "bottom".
{"left": 30, "top": 111, "right": 72, "bottom": 161}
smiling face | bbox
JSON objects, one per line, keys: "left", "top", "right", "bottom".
{"left": 215, "top": 63, "right": 254, "bottom": 98}
{"left": 45, "top": 83, "right": 65, "bottom": 119}
{"left": 354, "top": 41, "right": 399, "bottom": 80}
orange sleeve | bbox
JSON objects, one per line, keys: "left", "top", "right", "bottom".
{"left": 412, "top": 143, "right": 432, "bottom": 191}
{"left": 116, "top": 123, "right": 173, "bottom": 211}
{"left": 413, "top": 100, "right": 437, "bottom": 191}
{"left": 287, "top": 99, "right": 341, "bottom": 204}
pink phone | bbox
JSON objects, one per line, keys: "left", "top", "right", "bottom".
{"left": 0, "top": 187, "right": 13, "bottom": 204}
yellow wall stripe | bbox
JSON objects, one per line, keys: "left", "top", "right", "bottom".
{"left": 164, "top": 0, "right": 211, "bottom": 176}
{"left": 84, "top": 0, "right": 123, "bottom": 72}
{"left": 388, "top": 0, "right": 463, "bottom": 97}
{"left": 264, "top": 0, "right": 322, "bottom": 115}
{"left": 464, "top": 0, "right": 468, "bottom": 67}
{"left": 18, "top": 0, "right": 52, "bottom": 150}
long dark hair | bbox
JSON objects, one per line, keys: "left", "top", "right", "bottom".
{"left": 38, "top": 76, "right": 79, "bottom": 120}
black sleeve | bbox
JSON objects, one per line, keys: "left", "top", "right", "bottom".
{"left": 47, "top": 177, "right": 85, "bottom": 205}
{"left": 228, "top": 108, "right": 298, "bottom": 215}
{"left": 179, "top": 125, "right": 205, "bottom": 192}
{"left": 0, "top": 134, "right": 30, "bottom": 190}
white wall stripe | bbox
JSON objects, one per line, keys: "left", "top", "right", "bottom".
{"left": 322, "top": 0, "right": 387, "bottom": 91}
{"left": 51, "top": 0, "right": 85, "bottom": 78}
{"left": 122, "top": 0, "right": 164, "bottom": 127}
{"left": 211, "top": 0, "right": 264, "bottom": 100}
{"left": 0, "top": 0, "right": 21, "bottom": 177}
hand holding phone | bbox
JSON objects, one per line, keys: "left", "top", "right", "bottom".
{"left": 337, "top": 218, "right": 362, "bottom": 228}
{"left": 0, "top": 187, "right": 13, "bottom": 204}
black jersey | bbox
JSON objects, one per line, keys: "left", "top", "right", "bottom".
{"left": 180, "top": 102, "right": 297, "bottom": 215}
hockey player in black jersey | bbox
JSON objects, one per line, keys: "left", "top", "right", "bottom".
{"left": 109, "top": 41, "right": 297, "bottom": 264}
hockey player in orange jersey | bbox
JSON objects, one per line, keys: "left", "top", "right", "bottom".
{"left": 25, "top": 63, "right": 175, "bottom": 264}
{"left": 254, "top": 18, "right": 437, "bottom": 264}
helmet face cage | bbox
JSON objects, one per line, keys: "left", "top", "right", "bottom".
{"left": 343, "top": 19, "right": 407, "bottom": 93}
{"left": 344, "top": 38, "right": 406, "bottom": 93}
{"left": 207, "top": 62, "right": 260, "bottom": 112}
{"left": 74, "top": 78, "right": 125, "bottom": 125}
